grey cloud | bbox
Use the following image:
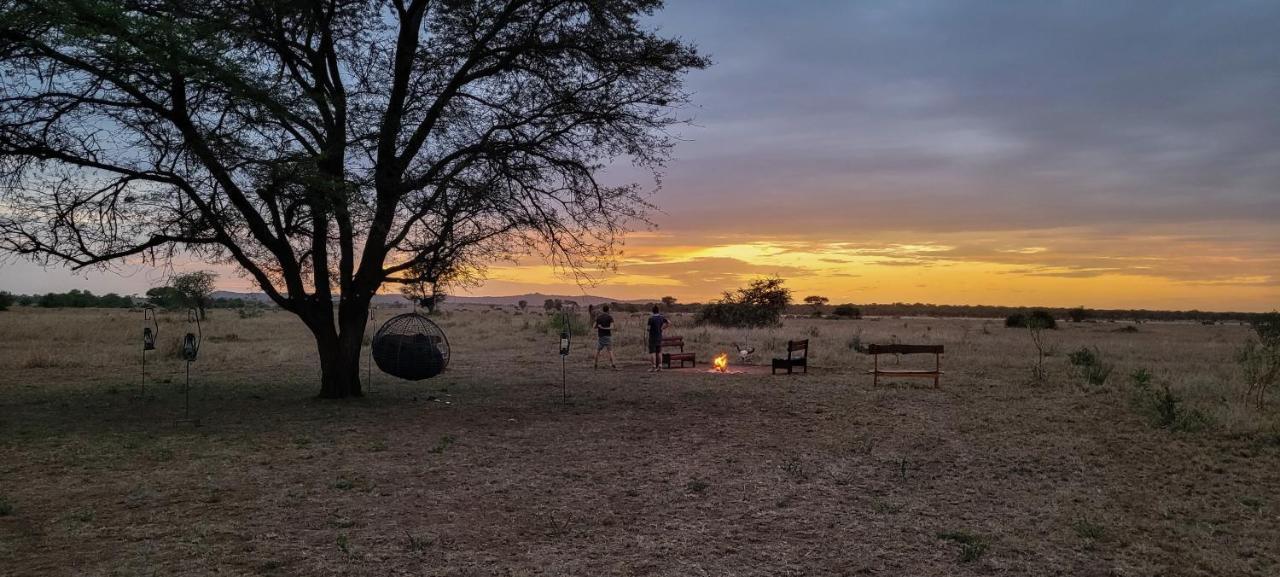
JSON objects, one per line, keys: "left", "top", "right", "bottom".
{"left": 643, "top": 1, "right": 1280, "bottom": 232}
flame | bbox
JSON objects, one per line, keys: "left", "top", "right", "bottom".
{"left": 713, "top": 353, "right": 728, "bottom": 372}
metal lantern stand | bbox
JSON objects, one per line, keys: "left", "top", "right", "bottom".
{"left": 559, "top": 327, "right": 570, "bottom": 404}
{"left": 141, "top": 307, "right": 158, "bottom": 396}
{"left": 178, "top": 308, "right": 202, "bottom": 425}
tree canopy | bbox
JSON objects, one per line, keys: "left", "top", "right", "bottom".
{"left": 0, "top": 0, "right": 706, "bottom": 396}
{"left": 696, "top": 277, "right": 792, "bottom": 328}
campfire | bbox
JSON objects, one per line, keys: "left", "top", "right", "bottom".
{"left": 712, "top": 353, "right": 729, "bottom": 372}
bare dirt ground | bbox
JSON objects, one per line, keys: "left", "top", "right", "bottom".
{"left": 1, "top": 306, "right": 1278, "bottom": 576}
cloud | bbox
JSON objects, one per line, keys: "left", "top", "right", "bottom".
{"left": 641, "top": 1, "right": 1280, "bottom": 235}
{"left": 615, "top": 256, "right": 813, "bottom": 295}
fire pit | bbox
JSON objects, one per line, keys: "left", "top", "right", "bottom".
{"left": 707, "top": 352, "right": 744, "bottom": 374}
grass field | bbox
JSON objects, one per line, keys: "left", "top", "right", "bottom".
{"left": 2, "top": 306, "right": 1278, "bottom": 576}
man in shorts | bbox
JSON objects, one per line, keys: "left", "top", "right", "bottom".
{"left": 593, "top": 305, "right": 618, "bottom": 370}
{"left": 646, "top": 305, "right": 670, "bottom": 372}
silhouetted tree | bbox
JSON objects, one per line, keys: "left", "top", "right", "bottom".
{"left": 172, "top": 271, "right": 218, "bottom": 320}
{"left": 0, "top": 0, "right": 707, "bottom": 397}
{"left": 146, "top": 286, "right": 184, "bottom": 310}
{"left": 696, "top": 277, "right": 791, "bottom": 328}
{"left": 833, "top": 304, "right": 861, "bottom": 318}
{"left": 803, "top": 295, "right": 829, "bottom": 316}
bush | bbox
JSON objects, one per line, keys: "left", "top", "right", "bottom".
{"left": 833, "top": 304, "right": 861, "bottom": 318}
{"left": 544, "top": 310, "right": 588, "bottom": 336}
{"left": 695, "top": 277, "right": 791, "bottom": 328}
{"left": 1239, "top": 313, "right": 1280, "bottom": 408}
{"left": 0, "top": 291, "right": 13, "bottom": 311}
{"left": 1068, "top": 346, "right": 1112, "bottom": 386}
{"left": 237, "top": 306, "right": 265, "bottom": 319}
{"left": 1126, "top": 372, "right": 1212, "bottom": 432}
{"left": 1006, "top": 310, "right": 1057, "bottom": 330}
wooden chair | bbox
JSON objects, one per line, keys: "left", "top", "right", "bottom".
{"left": 660, "top": 336, "right": 696, "bottom": 368}
{"left": 771, "top": 339, "right": 809, "bottom": 374}
{"left": 866, "top": 344, "right": 944, "bottom": 386}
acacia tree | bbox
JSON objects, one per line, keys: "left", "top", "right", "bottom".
{"left": 802, "top": 295, "right": 827, "bottom": 316}
{"left": 172, "top": 270, "right": 217, "bottom": 320}
{"left": 0, "top": 0, "right": 706, "bottom": 397}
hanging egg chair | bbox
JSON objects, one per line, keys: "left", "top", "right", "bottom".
{"left": 371, "top": 313, "right": 450, "bottom": 380}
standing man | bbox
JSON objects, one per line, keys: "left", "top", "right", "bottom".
{"left": 646, "top": 305, "right": 670, "bottom": 372}
{"left": 593, "top": 305, "right": 618, "bottom": 370}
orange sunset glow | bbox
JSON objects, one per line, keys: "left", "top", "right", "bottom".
{"left": 470, "top": 225, "right": 1278, "bottom": 311}
{"left": 2, "top": 2, "right": 1276, "bottom": 313}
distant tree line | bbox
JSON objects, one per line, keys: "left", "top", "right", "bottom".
{"left": 1, "top": 270, "right": 269, "bottom": 315}
{"left": 3, "top": 289, "right": 137, "bottom": 309}
{"left": 3, "top": 282, "right": 1261, "bottom": 324}
{"left": 0, "top": 289, "right": 266, "bottom": 312}
{"left": 851, "top": 303, "right": 1264, "bottom": 323}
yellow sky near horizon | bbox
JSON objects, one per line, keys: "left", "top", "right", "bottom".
{"left": 464, "top": 224, "right": 1279, "bottom": 312}
{"left": 1, "top": 221, "right": 1274, "bottom": 312}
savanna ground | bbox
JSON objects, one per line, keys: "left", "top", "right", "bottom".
{"left": 1, "top": 305, "right": 1278, "bottom": 577}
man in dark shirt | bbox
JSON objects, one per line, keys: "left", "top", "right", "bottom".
{"left": 646, "top": 305, "right": 670, "bottom": 372}
{"left": 593, "top": 305, "right": 618, "bottom": 370}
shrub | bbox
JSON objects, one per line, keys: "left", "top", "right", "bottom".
{"left": 938, "top": 531, "right": 989, "bottom": 563}
{"left": 1068, "top": 346, "right": 1113, "bottom": 386}
{"left": 0, "top": 291, "right": 13, "bottom": 311}
{"left": 1006, "top": 310, "right": 1057, "bottom": 329}
{"left": 237, "top": 306, "right": 265, "bottom": 319}
{"left": 1130, "top": 381, "right": 1212, "bottom": 432}
{"left": 833, "top": 304, "right": 861, "bottom": 318}
{"left": 1067, "top": 347, "right": 1098, "bottom": 368}
{"left": 846, "top": 330, "right": 867, "bottom": 353}
{"left": 544, "top": 310, "right": 588, "bottom": 336}
{"left": 695, "top": 277, "right": 791, "bottom": 328}
{"left": 1239, "top": 312, "right": 1280, "bottom": 409}
{"left": 1028, "top": 310, "right": 1057, "bottom": 330}
{"left": 1129, "top": 368, "right": 1153, "bottom": 389}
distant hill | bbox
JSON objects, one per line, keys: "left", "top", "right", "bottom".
{"left": 210, "top": 290, "right": 651, "bottom": 307}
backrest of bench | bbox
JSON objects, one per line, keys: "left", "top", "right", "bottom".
{"left": 788, "top": 339, "right": 809, "bottom": 352}
{"left": 867, "top": 344, "right": 943, "bottom": 355}
{"left": 660, "top": 336, "right": 683, "bottom": 350}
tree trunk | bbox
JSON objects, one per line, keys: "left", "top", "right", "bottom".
{"left": 308, "top": 297, "right": 371, "bottom": 399}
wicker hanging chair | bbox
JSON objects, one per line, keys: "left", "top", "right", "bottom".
{"left": 371, "top": 313, "right": 451, "bottom": 380}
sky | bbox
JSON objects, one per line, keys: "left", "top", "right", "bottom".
{"left": 2, "top": 1, "right": 1278, "bottom": 311}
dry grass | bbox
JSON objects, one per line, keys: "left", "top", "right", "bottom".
{"left": 1, "top": 306, "right": 1279, "bottom": 576}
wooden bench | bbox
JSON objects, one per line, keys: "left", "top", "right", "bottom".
{"left": 660, "top": 336, "right": 696, "bottom": 368}
{"left": 866, "top": 344, "right": 944, "bottom": 386}
{"left": 771, "top": 339, "right": 809, "bottom": 374}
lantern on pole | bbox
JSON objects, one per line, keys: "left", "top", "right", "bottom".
{"left": 558, "top": 309, "right": 571, "bottom": 404}
{"left": 178, "top": 308, "right": 202, "bottom": 425}
{"left": 140, "top": 307, "right": 159, "bottom": 396}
